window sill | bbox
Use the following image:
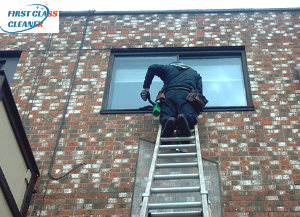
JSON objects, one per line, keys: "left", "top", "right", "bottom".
{"left": 100, "top": 106, "right": 255, "bottom": 114}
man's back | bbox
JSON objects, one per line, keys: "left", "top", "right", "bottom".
{"left": 143, "top": 64, "right": 202, "bottom": 93}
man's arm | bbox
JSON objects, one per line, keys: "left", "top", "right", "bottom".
{"left": 143, "top": 64, "right": 167, "bottom": 89}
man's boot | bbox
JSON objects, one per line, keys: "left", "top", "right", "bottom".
{"left": 177, "top": 114, "right": 191, "bottom": 137}
{"left": 161, "top": 117, "right": 176, "bottom": 137}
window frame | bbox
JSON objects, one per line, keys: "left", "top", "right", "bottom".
{"left": 0, "top": 51, "right": 22, "bottom": 84}
{"left": 101, "top": 46, "right": 254, "bottom": 114}
{"left": 0, "top": 71, "right": 40, "bottom": 217}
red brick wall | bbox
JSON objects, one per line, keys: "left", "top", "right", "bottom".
{"left": 1, "top": 9, "right": 300, "bottom": 217}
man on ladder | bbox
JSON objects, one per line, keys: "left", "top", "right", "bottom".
{"left": 141, "top": 61, "right": 205, "bottom": 137}
{"left": 139, "top": 61, "right": 210, "bottom": 217}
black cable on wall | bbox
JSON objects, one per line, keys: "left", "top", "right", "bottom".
{"left": 47, "top": 13, "right": 91, "bottom": 181}
{"left": 38, "top": 11, "right": 94, "bottom": 216}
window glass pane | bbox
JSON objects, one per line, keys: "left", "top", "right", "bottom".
{"left": 181, "top": 57, "right": 247, "bottom": 107}
{"left": 108, "top": 56, "right": 176, "bottom": 109}
{"left": 0, "top": 57, "right": 19, "bottom": 84}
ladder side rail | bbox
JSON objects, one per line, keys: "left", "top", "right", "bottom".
{"left": 139, "top": 125, "right": 162, "bottom": 217}
{"left": 194, "top": 125, "right": 211, "bottom": 217}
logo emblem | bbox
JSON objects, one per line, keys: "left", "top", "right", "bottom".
{"left": 0, "top": 3, "right": 59, "bottom": 33}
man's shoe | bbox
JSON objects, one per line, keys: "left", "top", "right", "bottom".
{"left": 177, "top": 114, "right": 191, "bottom": 137}
{"left": 161, "top": 117, "right": 176, "bottom": 137}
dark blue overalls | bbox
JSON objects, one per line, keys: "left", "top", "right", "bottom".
{"left": 142, "top": 62, "right": 203, "bottom": 136}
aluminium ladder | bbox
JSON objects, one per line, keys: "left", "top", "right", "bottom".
{"left": 140, "top": 125, "right": 211, "bottom": 217}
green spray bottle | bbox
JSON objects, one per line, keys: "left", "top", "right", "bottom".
{"left": 152, "top": 101, "right": 161, "bottom": 117}
{"left": 148, "top": 97, "right": 160, "bottom": 117}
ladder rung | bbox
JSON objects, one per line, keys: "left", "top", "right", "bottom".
{"left": 154, "top": 173, "right": 199, "bottom": 180}
{"left": 159, "top": 144, "right": 196, "bottom": 149}
{"left": 151, "top": 186, "right": 200, "bottom": 193}
{"left": 156, "top": 162, "right": 198, "bottom": 168}
{"left": 161, "top": 136, "right": 195, "bottom": 142}
{"left": 150, "top": 211, "right": 202, "bottom": 217}
{"left": 148, "top": 201, "right": 202, "bottom": 209}
{"left": 158, "top": 152, "right": 197, "bottom": 158}
{"left": 174, "top": 129, "right": 195, "bottom": 133}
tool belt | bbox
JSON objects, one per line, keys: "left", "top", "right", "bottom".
{"left": 186, "top": 91, "right": 209, "bottom": 114}
{"left": 155, "top": 87, "right": 190, "bottom": 101}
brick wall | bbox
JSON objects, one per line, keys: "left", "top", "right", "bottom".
{"left": 1, "top": 8, "right": 300, "bottom": 217}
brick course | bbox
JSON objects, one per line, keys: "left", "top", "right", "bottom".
{"left": 1, "top": 8, "right": 300, "bottom": 217}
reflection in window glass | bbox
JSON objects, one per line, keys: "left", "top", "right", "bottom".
{"left": 108, "top": 56, "right": 176, "bottom": 109}
{"left": 182, "top": 58, "right": 247, "bottom": 107}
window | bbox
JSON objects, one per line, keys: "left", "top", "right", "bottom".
{"left": 101, "top": 47, "right": 253, "bottom": 113}
{"left": 0, "top": 51, "right": 21, "bottom": 84}
{"left": 0, "top": 71, "right": 40, "bottom": 217}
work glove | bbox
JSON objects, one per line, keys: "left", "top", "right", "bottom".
{"left": 140, "top": 88, "right": 150, "bottom": 101}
